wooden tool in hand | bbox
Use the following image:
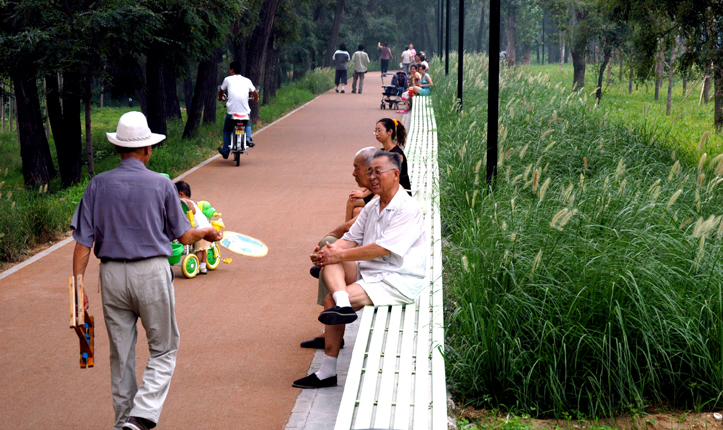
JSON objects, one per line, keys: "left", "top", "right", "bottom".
{"left": 69, "top": 275, "right": 94, "bottom": 368}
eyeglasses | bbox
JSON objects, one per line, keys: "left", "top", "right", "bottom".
{"left": 373, "top": 129, "right": 384, "bottom": 134}
{"left": 365, "top": 168, "right": 396, "bottom": 178}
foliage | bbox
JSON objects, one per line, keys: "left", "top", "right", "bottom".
{"left": 436, "top": 53, "right": 723, "bottom": 417}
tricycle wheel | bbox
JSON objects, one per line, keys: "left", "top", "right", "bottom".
{"left": 207, "top": 244, "right": 221, "bottom": 270}
{"left": 181, "top": 254, "right": 199, "bottom": 278}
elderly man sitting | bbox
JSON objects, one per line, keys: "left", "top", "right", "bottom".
{"left": 293, "top": 150, "right": 426, "bottom": 389}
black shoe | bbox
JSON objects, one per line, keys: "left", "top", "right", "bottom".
{"left": 300, "top": 337, "right": 345, "bottom": 349}
{"left": 335, "top": 88, "right": 339, "bottom": 93}
{"left": 341, "top": 90, "right": 345, "bottom": 93}
{"left": 246, "top": 137, "right": 255, "bottom": 148}
{"left": 292, "top": 373, "right": 337, "bottom": 389}
{"left": 358, "top": 91, "right": 362, "bottom": 94}
{"left": 310, "top": 265, "right": 320, "bottom": 279}
{"left": 318, "top": 306, "right": 357, "bottom": 325}
{"left": 351, "top": 89, "right": 356, "bottom": 93}
{"left": 122, "top": 417, "right": 155, "bottom": 430}
{"left": 218, "top": 147, "right": 229, "bottom": 159}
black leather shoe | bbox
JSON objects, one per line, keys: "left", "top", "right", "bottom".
{"left": 318, "top": 306, "right": 357, "bottom": 325}
{"left": 292, "top": 373, "right": 337, "bottom": 389}
{"left": 300, "top": 337, "right": 345, "bottom": 349}
{"left": 218, "top": 147, "right": 229, "bottom": 159}
{"left": 310, "top": 265, "right": 320, "bottom": 279}
{"left": 246, "top": 138, "right": 255, "bottom": 148}
{"left": 122, "top": 416, "right": 156, "bottom": 430}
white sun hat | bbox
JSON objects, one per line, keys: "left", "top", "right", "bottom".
{"left": 106, "top": 111, "right": 166, "bottom": 147}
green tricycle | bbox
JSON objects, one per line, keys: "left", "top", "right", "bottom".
{"left": 168, "top": 200, "right": 226, "bottom": 278}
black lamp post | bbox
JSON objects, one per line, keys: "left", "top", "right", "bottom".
{"left": 487, "top": 0, "right": 500, "bottom": 185}
{"left": 457, "top": 0, "right": 464, "bottom": 111}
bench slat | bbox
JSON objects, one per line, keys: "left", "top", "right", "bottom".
{"left": 373, "top": 305, "right": 404, "bottom": 428}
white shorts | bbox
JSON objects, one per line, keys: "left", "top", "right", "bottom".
{"left": 355, "top": 277, "right": 415, "bottom": 306}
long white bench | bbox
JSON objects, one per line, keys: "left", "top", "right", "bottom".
{"left": 333, "top": 97, "right": 446, "bottom": 430}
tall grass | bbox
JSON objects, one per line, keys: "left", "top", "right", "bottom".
{"left": 435, "top": 53, "right": 723, "bottom": 418}
{"left": 0, "top": 67, "right": 335, "bottom": 263}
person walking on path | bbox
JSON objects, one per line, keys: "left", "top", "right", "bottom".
{"left": 71, "top": 111, "right": 222, "bottom": 430}
{"left": 351, "top": 44, "right": 370, "bottom": 94}
{"left": 333, "top": 43, "right": 351, "bottom": 93}
{"left": 400, "top": 46, "right": 413, "bottom": 74}
{"left": 218, "top": 61, "right": 259, "bottom": 158}
{"left": 292, "top": 151, "right": 426, "bottom": 389}
{"left": 377, "top": 42, "right": 393, "bottom": 75}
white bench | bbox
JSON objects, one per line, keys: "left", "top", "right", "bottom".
{"left": 333, "top": 97, "right": 446, "bottom": 430}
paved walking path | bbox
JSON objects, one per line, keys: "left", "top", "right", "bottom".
{"left": 0, "top": 72, "right": 404, "bottom": 429}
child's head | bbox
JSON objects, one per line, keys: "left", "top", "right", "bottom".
{"left": 176, "top": 181, "right": 191, "bottom": 198}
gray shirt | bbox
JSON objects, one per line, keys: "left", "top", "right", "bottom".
{"left": 333, "top": 50, "right": 350, "bottom": 70}
{"left": 71, "top": 158, "right": 191, "bottom": 260}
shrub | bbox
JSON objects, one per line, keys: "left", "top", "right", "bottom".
{"left": 436, "top": 53, "right": 723, "bottom": 417}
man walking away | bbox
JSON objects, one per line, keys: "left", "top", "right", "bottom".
{"left": 71, "top": 111, "right": 222, "bottom": 429}
{"left": 351, "top": 45, "right": 370, "bottom": 94}
{"left": 333, "top": 43, "right": 350, "bottom": 93}
{"left": 400, "top": 46, "right": 412, "bottom": 75}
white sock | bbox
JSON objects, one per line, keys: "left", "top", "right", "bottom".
{"left": 200, "top": 262, "right": 207, "bottom": 270}
{"left": 342, "top": 85, "right": 345, "bottom": 91}
{"left": 332, "top": 291, "right": 351, "bottom": 308}
{"left": 315, "top": 354, "right": 337, "bottom": 380}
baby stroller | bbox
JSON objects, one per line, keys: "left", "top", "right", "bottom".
{"left": 380, "top": 71, "right": 407, "bottom": 110}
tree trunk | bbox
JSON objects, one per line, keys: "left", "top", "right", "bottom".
{"left": 476, "top": 1, "right": 486, "bottom": 53}
{"left": 164, "top": 67, "right": 182, "bottom": 120}
{"left": 84, "top": 75, "right": 94, "bottom": 177}
{"left": 183, "top": 65, "right": 195, "bottom": 112}
{"left": 596, "top": 47, "right": 612, "bottom": 103}
{"left": 247, "top": 0, "right": 281, "bottom": 123}
{"left": 145, "top": 48, "right": 167, "bottom": 136}
{"left": 522, "top": 45, "right": 531, "bottom": 65}
{"left": 629, "top": 65, "right": 634, "bottom": 94}
{"left": 619, "top": 52, "right": 624, "bottom": 81}
{"left": 505, "top": 5, "right": 517, "bottom": 66}
{"left": 182, "top": 58, "right": 215, "bottom": 139}
{"left": 571, "top": 49, "right": 586, "bottom": 91}
{"left": 714, "top": 62, "right": 723, "bottom": 132}
{"left": 324, "top": 0, "right": 345, "bottom": 68}
{"left": 45, "top": 74, "right": 82, "bottom": 188}
{"left": 263, "top": 36, "right": 280, "bottom": 105}
{"left": 703, "top": 64, "right": 711, "bottom": 104}
{"left": 666, "top": 42, "right": 677, "bottom": 116}
{"left": 10, "top": 64, "right": 56, "bottom": 186}
{"left": 654, "top": 42, "right": 664, "bottom": 101}
{"left": 606, "top": 51, "right": 612, "bottom": 86}
{"left": 203, "top": 49, "right": 222, "bottom": 126}
{"left": 62, "top": 71, "right": 84, "bottom": 186}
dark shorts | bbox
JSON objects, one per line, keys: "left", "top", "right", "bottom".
{"left": 335, "top": 69, "right": 348, "bottom": 85}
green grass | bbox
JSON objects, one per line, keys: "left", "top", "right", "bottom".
{"left": 526, "top": 62, "right": 722, "bottom": 160}
{"left": 435, "top": 53, "right": 723, "bottom": 418}
{"left": 0, "top": 67, "right": 335, "bottom": 263}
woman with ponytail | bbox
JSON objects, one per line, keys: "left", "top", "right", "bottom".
{"left": 374, "top": 118, "right": 411, "bottom": 194}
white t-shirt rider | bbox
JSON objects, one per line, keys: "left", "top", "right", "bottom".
{"left": 221, "top": 74, "right": 255, "bottom": 115}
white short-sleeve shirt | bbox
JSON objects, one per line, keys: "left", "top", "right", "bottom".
{"left": 221, "top": 74, "right": 255, "bottom": 115}
{"left": 341, "top": 185, "right": 427, "bottom": 299}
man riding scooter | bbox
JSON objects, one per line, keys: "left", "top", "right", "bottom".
{"left": 218, "top": 61, "right": 260, "bottom": 159}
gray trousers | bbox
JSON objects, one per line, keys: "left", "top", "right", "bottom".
{"left": 317, "top": 236, "right": 338, "bottom": 306}
{"left": 100, "top": 257, "right": 180, "bottom": 429}
{"left": 352, "top": 71, "right": 366, "bottom": 93}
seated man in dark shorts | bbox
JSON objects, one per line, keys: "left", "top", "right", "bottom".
{"left": 293, "top": 151, "right": 426, "bottom": 389}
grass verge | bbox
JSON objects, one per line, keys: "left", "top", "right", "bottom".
{"left": 435, "top": 53, "right": 723, "bottom": 418}
{"left": 0, "top": 67, "right": 334, "bottom": 264}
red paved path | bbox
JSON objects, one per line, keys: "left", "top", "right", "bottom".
{"left": 0, "top": 73, "right": 403, "bottom": 430}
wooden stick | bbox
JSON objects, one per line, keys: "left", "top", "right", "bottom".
{"left": 69, "top": 276, "right": 76, "bottom": 328}
{"left": 77, "top": 275, "right": 84, "bottom": 326}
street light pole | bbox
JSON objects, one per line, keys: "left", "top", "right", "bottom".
{"left": 445, "top": 0, "right": 450, "bottom": 75}
{"left": 487, "top": 0, "right": 500, "bottom": 185}
{"left": 457, "top": 0, "right": 464, "bottom": 111}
